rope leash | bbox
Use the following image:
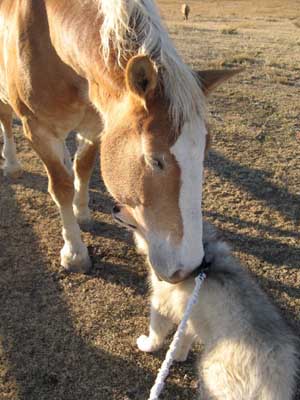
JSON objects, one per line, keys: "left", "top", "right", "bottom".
{"left": 148, "top": 272, "right": 206, "bottom": 400}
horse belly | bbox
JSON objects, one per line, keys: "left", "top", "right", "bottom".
{"left": 0, "top": 0, "right": 88, "bottom": 132}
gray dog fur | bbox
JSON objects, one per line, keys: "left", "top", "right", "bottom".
{"left": 136, "top": 222, "right": 299, "bottom": 399}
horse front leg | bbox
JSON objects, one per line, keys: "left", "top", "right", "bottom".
{"left": 23, "top": 118, "right": 91, "bottom": 273}
{"left": 73, "top": 134, "right": 98, "bottom": 226}
{"left": 0, "top": 102, "right": 22, "bottom": 178}
{"left": 72, "top": 107, "right": 102, "bottom": 226}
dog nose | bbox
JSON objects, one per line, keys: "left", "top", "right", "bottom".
{"left": 112, "top": 204, "right": 121, "bottom": 214}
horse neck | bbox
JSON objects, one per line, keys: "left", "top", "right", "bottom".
{"left": 46, "top": 0, "right": 126, "bottom": 110}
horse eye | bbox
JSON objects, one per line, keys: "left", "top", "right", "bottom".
{"left": 144, "top": 155, "right": 164, "bottom": 171}
{"left": 152, "top": 158, "right": 164, "bottom": 170}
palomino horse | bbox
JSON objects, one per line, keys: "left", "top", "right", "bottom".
{"left": 0, "top": 0, "right": 238, "bottom": 281}
{"left": 181, "top": 3, "right": 191, "bottom": 21}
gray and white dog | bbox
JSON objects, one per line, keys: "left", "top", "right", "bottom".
{"left": 136, "top": 222, "right": 299, "bottom": 399}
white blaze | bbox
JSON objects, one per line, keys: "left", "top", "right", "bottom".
{"left": 170, "top": 117, "right": 206, "bottom": 271}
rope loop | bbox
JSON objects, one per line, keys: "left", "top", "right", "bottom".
{"left": 148, "top": 272, "right": 206, "bottom": 400}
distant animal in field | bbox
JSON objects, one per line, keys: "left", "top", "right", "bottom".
{"left": 136, "top": 222, "right": 299, "bottom": 400}
{"left": 181, "top": 3, "right": 190, "bottom": 20}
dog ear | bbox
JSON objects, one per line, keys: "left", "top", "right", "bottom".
{"left": 126, "top": 55, "right": 158, "bottom": 107}
{"left": 196, "top": 69, "right": 243, "bottom": 95}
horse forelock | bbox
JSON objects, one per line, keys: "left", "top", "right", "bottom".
{"left": 98, "top": 0, "right": 205, "bottom": 132}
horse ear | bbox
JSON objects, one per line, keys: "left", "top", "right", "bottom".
{"left": 126, "top": 55, "right": 158, "bottom": 104}
{"left": 196, "top": 69, "right": 243, "bottom": 95}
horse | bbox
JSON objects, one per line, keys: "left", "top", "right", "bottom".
{"left": 181, "top": 3, "right": 190, "bottom": 21}
{"left": 0, "top": 0, "right": 238, "bottom": 279}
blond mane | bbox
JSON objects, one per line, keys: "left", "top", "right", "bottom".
{"left": 99, "top": 0, "right": 205, "bottom": 129}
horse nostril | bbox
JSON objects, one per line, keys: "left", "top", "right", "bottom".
{"left": 170, "top": 270, "right": 183, "bottom": 283}
{"left": 112, "top": 204, "right": 121, "bottom": 214}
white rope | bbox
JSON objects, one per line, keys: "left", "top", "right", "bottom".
{"left": 148, "top": 272, "right": 206, "bottom": 400}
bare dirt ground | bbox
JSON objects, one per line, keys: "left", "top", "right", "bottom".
{"left": 0, "top": 1, "right": 299, "bottom": 399}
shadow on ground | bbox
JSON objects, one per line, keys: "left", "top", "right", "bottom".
{"left": 0, "top": 176, "right": 197, "bottom": 400}
{"left": 207, "top": 150, "right": 300, "bottom": 224}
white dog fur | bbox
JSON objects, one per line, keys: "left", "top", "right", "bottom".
{"left": 136, "top": 222, "right": 299, "bottom": 400}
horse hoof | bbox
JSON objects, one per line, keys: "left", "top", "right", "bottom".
{"left": 60, "top": 245, "right": 92, "bottom": 274}
{"left": 3, "top": 163, "right": 22, "bottom": 179}
{"left": 78, "top": 218, "right": 94, "bottom": 231}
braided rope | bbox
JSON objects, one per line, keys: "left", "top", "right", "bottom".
{"left": 148, "top": 272, "right": 206, "bottom": 400}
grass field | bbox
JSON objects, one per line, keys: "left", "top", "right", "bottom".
{"left": 0, "top": 1, "right": 299, "bottom": 399}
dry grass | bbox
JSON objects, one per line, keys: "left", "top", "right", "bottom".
{"left": 1, "top": 1, "right": 300, "bottom": 399}
{"left": 221, "top": 27, "right": 238, "bottom": 35}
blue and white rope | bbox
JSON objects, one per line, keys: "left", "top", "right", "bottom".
{"left": 148, "top": 272, "right": 206, "bottom": 400}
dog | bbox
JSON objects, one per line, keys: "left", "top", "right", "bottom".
{"left": 136, "top": 222, "right": 299, "bottom": 399}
